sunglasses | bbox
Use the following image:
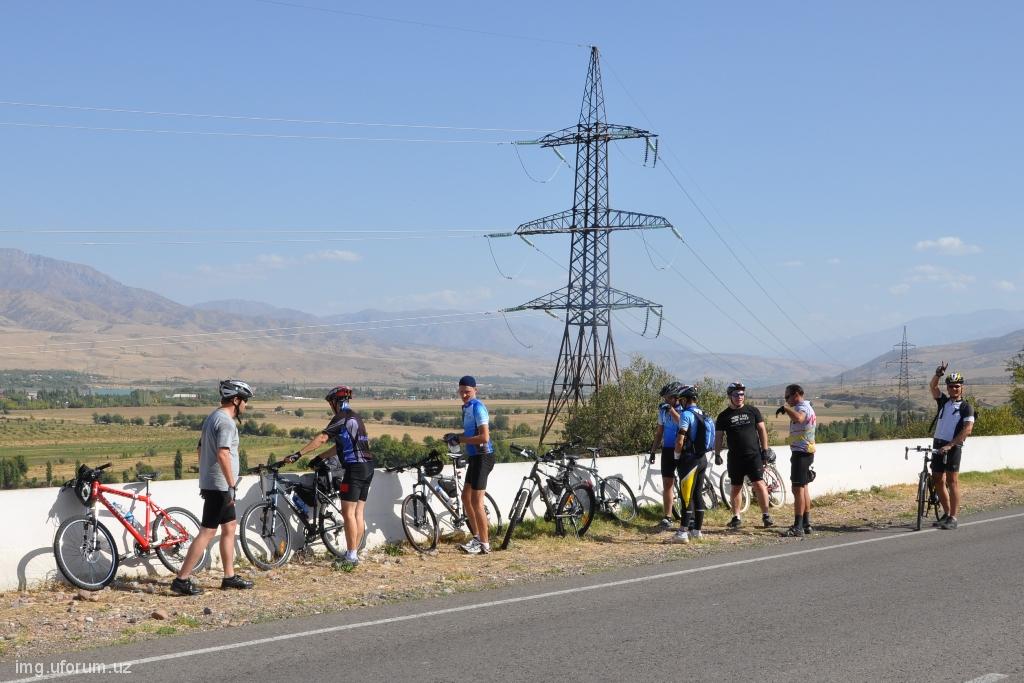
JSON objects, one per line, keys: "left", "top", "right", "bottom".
{"left": 730, "top": 391, "right": 745, "bottom": 397}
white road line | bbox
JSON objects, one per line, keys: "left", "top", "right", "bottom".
{"left": 8, "top": 511, "right": 1024, "bottom": 682}
{"left": 964, "top": 674, "right": 1009, "bottom": 682}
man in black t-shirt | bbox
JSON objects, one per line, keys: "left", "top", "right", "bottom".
{"left": 928, "top": 363, "right": 975, "bottom": 530}
{"left": 714, "top": 382, "right": 774, "bottom": 529}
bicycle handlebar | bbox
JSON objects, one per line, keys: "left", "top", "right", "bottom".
{"left": 96, "top": 462, "right": 112, "bottom": 470}
{"left": 904, "top": 445, "right": 936, "bottom": 460}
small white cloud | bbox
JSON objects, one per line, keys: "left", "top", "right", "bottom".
{"left": 994, "top": 280, "right": 1016, "bottom": 292}
{"left": 826, "top": 257, "right": 841, "bottom": 265}
{"left": 889, "top": 283, "right": 911, "bottom": 295}
{"left": 256, "top": 254, "right": 291, "bottom": 269}
{"left": 914, "top": 236, "right": 981, "bottom": 255}
{"left": 306, "top": 250, "right": 361, "bottom": 263}
{"left": 782, "top": 260, "right": 803, "bottom": 268}
{"left": 889, "top": 264, "right": 975, "bottom": 293}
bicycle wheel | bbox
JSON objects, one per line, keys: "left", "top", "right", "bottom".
{"left": 763, "top": 465, "right": 787, "bottom": 508}
{"left": 154, "top": 507, "right": 208, "bottom": 574}
{"left": 53, "top": 516, "right": 119, "bottom": 591}
{"left": 400, "top": 494, "right": 438, "bottom": 552}
{"left": 601, "top": 476, "right": 638, "bottom": 523}
{"left": 719, "top": 474, "right": 751, "bottom": 514}
{"left": 700, "top": 477, "right": 719, "bottom": 511}
{"left": 500, "top": 488, "right": 530, "bottom": 550}
{"left": 483, "top": 492, "right": 505, "bottom": 538}
{"left": 239, "top": 502, "right": 292, "bottom": 569}
{"left": 554, "top": 484, "right": 596, "bottom": 538}
{"left": 915, "top": 472, "right": 928, "bottom": 531}
{"left": 318, "top": 497, "right": 347, "bottom": 558}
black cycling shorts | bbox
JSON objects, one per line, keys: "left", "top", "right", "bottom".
{"left": 727, "top": 452, "right": 764, "bottom": 485}
{"left": 790, "top": 451, "right": 814, "bottom": 487}
{"left": 338, "top": 462, "right": 374, "bottom": 502}
{"left": 200, "top": 489, "right": 236, "bottom": 529}
{"left": 465, "top": 452, "right": 495, "bottom": 490}
{"left": 931, "top": 439, "right": 962, "bottom": 473}
{"left": 661, "top": 447, "right": 677, "bottom": 478}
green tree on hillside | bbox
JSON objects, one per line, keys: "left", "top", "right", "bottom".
{"left": 1007, "top": 348, "right": 1024, "bottom": 420}
{"left": 173, "top": 449, "right": 183, "bottom": 480}
{"left": 45, "top": 460, "right": 53, "bottom": 487}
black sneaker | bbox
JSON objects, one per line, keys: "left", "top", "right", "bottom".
{"left": 762, "top": 514, "right": 774, "bottom": 528}
{"left": 170, "top": 577, "right": 203, "bottom": 596}
{"left": 221, "top": 575, "right": 254, "bottom": 590}
{"left": 726, "top": 516, "right": 742, "bottom": 530}
{"left": 780, "top": 525, "right": 805, "bottom": 538}
{"left": 932, "top": 514, "right": 949, "bottom": 528}
{"left": 940, "top": 516, "right": 959, "bottom": 530}
{"left": 803, "top": 525, "right": 814, "bottom": 535}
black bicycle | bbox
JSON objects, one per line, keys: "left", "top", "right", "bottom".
{"left": 569, "top": 446, "right": 638, "bottom": 522}
{"left": 906, "top": 445, "right": 943, "bottom": 531}
{"left": 238, "top": 457, "right": 347, "bottom": 569}
{"left": 383, "top": 449, "right": 503, "bottom": 553}
{"left": 500, "top": 443, "right": 596, "bottom": 550}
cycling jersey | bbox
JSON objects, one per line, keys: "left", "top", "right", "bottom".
{"left": 932, "top": 394, "right": 975, "bottom": 443}
{"left": 322, "top": 410, "right": 372, "bottom": 464}
{"left": 715, "top": 405, "right": 764, "bottom": 459}
{"left": 658, "top": 403, "right": 681, "bottom": 448}
{"left": 462, "top": 398, "right": 493, "bottom": 456}
{"left": 786, "top": 400, "right": 817, "bottom": 453}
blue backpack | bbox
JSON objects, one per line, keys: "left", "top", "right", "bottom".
{"left": 684, "top": 407, "right": 716, "bottom": 455}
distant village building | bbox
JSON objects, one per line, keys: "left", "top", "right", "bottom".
{"left": 171, "top": 393, "right": 199, "bottom": 399}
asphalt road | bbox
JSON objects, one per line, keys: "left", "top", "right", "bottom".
{"left": 5, "top": 507, "right": 1023, "bottom": 683}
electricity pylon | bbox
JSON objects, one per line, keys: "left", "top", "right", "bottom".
{"left": 490, "top": 46, "right": 672, "bottom": 443}
{"left": 886, "top": 326, "right": 921, "bottom": 426}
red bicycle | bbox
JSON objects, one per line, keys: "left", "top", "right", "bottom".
{"left": 53, "top": 462, "right": 208, "bottom": 590}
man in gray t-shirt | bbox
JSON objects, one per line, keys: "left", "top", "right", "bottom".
{"left": 171, "top": 379, "right": 256, "bottom": 596}
{"left": 199, "top": 408, "right": 240, "bottom": 491}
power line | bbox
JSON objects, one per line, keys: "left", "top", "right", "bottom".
{"left": 0, "top": 121, "right": 514, "bottom": 144}
{"left": 0, "top": 100, "right": 549, "bottom": 134}
{"left": 601, "top": 54, "right": 844, "bottom": 367}
{"left": 248, "top": 0, "right": 588, "bottom": 48}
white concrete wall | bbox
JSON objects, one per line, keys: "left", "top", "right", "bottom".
{"left": 3, "top": 434, "right": 1022, "bottom": 591}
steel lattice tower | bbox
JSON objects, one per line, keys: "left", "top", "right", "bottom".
{"left": 497, "top": 47, "right": 672, "bottom": 443}
{"left": 886, "top": 326, "right": 921, "bottom": 426}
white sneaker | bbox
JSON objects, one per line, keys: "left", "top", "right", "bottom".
{"left": 689, "top": 529, "right": 703, "bottom": 540}
{"left": 458, "top": 537, "right": 481, "bottom": 553}
{"left": 672, "top": 529, "right": 690, "bottom": 543}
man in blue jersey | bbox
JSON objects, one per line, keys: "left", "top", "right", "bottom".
{"left": 447, "top": 376, "right": 494, "bottom": 554}
{"left": 649, "top": 382, "right": 683, "bottom": 530}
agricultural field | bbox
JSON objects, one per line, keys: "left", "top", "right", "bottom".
{"left": 0, "top": 399, "right": 551, "bottom": 486}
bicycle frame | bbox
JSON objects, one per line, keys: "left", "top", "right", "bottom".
{"left": 90, "top": 478, "right": 186, "bottom": 553}
{"left": 255, "top": 466, "right": 337, "bottom": 539}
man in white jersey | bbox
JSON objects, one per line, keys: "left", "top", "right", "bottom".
{"left": 928, "top": 363, "right": 975, "bottom": 530}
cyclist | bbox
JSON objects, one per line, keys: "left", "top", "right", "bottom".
{"left": 448, "top": 376, "right": 494, "bottom": 555}
{"left": 714, "top": 382, "right": 774, "bottom": 530}
{"left": 649, "top": 381, "right": 684, "bottom": 530}
{"left": 928, "top": 363, "right": 975, "bottom": 530}
{"left": 777, "top": 384, "right": 816, "bottom": 538}
{"left": 672, "top": 385, "right": 710, "bottom": 542}
{"left": 287, "top": 385, "right": 373, "bottom": 564}
{"left": 171, "top": 379, "right": 255, "bottom": 596}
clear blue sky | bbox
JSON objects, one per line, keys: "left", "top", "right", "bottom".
{"left": 1, "top": 1, "right": 1021, "bottom": 362}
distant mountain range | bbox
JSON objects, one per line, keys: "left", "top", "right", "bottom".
{"left": 1, "top": 249, "right": 1021, "bottom": 388}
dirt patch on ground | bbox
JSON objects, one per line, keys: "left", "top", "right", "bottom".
{"left": 2, "top": 470, "right": 1022, "bottom": 661}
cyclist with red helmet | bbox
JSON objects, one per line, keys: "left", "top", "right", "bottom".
{"left": 928, "top": 363, "right": 975, "bottom": 530}
{"left": 287, "top": 385, "right": 373, "bottom": 564}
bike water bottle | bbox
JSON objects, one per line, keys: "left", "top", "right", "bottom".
{"left": 432, "top": 481, "right": 451, "bottom": 504}
{"left": 292, "top": 492, "right": 310, "bottom": 521}
{"left": 124, "top": 508, "right": 144, "bottom": 533}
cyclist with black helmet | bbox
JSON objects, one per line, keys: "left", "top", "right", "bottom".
{"left": 171, "top": 379, "right": 255, "bottom": 596}
{"left": 447, "top": 375, "right": 494, "bottom": 554}
{"left": 671, "top": 385, "right": 710, "bottom": 543}
{"left": 287, "top": 385, "right": 373, "bottom": 564}
{"left": 928, "top": 363, "right": 975, "bottom": 530}
{"left": 714, "top": 382, "right": 774, "bottom": 530}
{"left": 650, "top": 381, "right": 684, "bottom": 529}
